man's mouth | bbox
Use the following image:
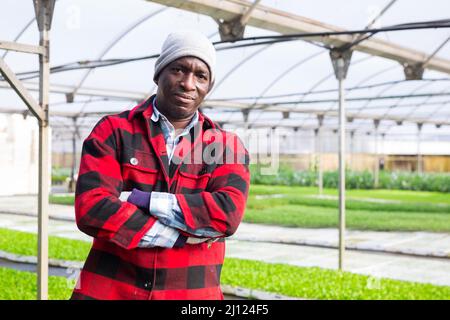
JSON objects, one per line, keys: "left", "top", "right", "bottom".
{"left": 173, "top": 93, "right": 195, "bottom": 103}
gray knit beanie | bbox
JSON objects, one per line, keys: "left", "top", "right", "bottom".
{"left": 153, "top": 31, "right": 216, "bottom": 88}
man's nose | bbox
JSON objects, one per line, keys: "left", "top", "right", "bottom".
{"left": 180, "top": 73, "right": 196, "bottom": 91}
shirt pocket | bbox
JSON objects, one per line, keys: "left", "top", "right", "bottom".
{"left": 175, "top": 164, "right": 212, "bottom": 194}
{"left": 121, "top": 147, "right": 160, "bottom": 191}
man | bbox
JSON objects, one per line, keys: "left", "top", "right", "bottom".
{"left": 71, "top": 31, "right": 250, "bottom": 300}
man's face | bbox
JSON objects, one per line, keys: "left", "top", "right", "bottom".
{"left": 155, "top": 56, "right": 211, "bottom": 120}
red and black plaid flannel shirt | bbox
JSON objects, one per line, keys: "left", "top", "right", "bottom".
{"left": 71, "top": 96, "right": 250, "bottom": 300}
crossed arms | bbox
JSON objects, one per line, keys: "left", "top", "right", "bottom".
{"left": 74, "top": 116, "right": 250, "bottom": 250}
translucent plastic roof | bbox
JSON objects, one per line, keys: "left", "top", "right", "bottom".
{"left": 1, "top": 0, "right": 450, "bottom": 142}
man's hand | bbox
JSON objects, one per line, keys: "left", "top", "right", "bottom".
{"left": 127, "top": 188, "right": 152, "bottom": 212}
{"left": 119, "top": 189, "right": 216, "bottom": 246}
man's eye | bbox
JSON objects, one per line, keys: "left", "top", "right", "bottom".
{"left": 172, "top": 67, "right": 182, "bottom": 72}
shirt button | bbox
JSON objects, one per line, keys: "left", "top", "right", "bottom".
{"left": 130, "top": 157, "right": 138, "bottom": 165}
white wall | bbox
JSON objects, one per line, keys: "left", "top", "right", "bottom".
{"left": 0, "top": 114, "right": 51, "bottom": 196}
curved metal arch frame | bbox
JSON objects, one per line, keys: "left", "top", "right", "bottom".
{"left": 295, "top": 56, "right": 377, "bottom": 127}
{"left": 244, "top": 50, "right": 325, "bottom": 126}
{"left": 2, "top": 17, "right": 36, "bottom": 59}
{"left": 379, "top": 81, "right": 435, "bottom": 118}
{"left": 212, "top": 44, "right": 273, "bottom": 95}
{"left": 336, "top": 63, "right": 400, "bottom": 120}
{"left": 74, "top": 7, "right": 169, "bottom": 127}
{"left": 217, "top": 64, "right": 450, "bottom": 132}
{"left": 3, "top": 2, "right": 448, "bottom": 138}
{"left": 262, "top": 76, "right": 450, "bottom": 133}
{"left": 285, "top": 0, "right": 400, "bottom": 130}
{"left": 290, "top": 55, "right": 377, "bottom": 129}
{"left": 250, "top": 50, "right": 325, "bottom": 107}
{"left": 406, "top": 89, "right": 448, "bottom": 127}
{"left": 72, "top": 7, "right": 170, "bottom": 132}
{"left": 72, "top": 7, "right": 168, "bottom": 97}
{"left": 422, "top": 99, "right": 450, "bottom": 124}
{"left": 352, "top": 81, "right": 436, "bottom": 133}
{"left": 381, "top": 87, "right": 450, "bottom": 134}
{"left": 220, "top": 0, "right": 401, "bottom": 131}
{"left": 353, "top": 34, "right": 450, "bottom": 132}
{"left": 212, "top": 44, "right": 275, "bottom": 124}
{"left": 245, "top": 55, "right": 374, "bottom": 129}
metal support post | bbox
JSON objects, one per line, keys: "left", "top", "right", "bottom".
{"left": 316, "top": 115, "right": 324, "bottom": 196}
{"left": 35, "top": 0, "right": 55, "bottom": 300}
{"left": 417, "top": 123, "right": 423, "bottom": 174}
{"left": 242, "top": 109, "right": 250, "bottom": 147}
{"left": 349, "top": 130, "right": 355, "bottom": 171}
{"left": 381, "top": 133, "right": 386, "bottom": 172}
{"left": 0, "top": 0, "right": 54, "bottom": 300}
{"left": 330, "top": 49, "right": 352, "bottom": 271}
{"left": 69, "top": 117, "right": 78, "bottom": 192}
{"left": 373, "top": 119, "right": 380, "bottom": 188}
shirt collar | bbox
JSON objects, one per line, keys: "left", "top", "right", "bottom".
{"left": 151, "top": 97, "right": 199, "bottom": 134}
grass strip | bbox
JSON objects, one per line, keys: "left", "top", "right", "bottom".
{"left": 48, "top": 187, "right": 450, "bottom": 232}
{"left": 247, "top": 195, "right": 450, "bottom": 214}
{"left": 221, "top": 259, "right": 450, "bottom": 300}
{"left": 249, "top": 185, "right": 450, "bottom": 205}
{"left": 0, "top": 228, "right": 449, "bottom": 300}
{"left": 50, "top": 186, "right": 450, "bottom": 208}
{"left": 49, "top": 194, "right": 75, "bottom": 206}
{"left": 244, "top": 205, "right": 450, "bottom": 232}
{"left": 0, "top": 267, "right": 73, "bottom": 300}
{"left": 0, "top": 228, "right": 90, "bottom": 262}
